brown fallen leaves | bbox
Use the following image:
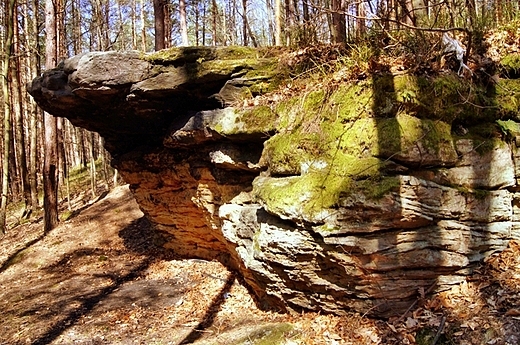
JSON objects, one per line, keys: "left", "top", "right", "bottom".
{"left": 1, "top": 185, "right": 520, "bottom": 344}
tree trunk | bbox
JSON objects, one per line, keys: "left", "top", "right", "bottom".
{"left": 331, "top": 0, "right": 346, "bottom": 45}
{"left": 29, "top": 0, "right": 41, "bottom": 210}
{"left": 89, "top": 132, "right": 97, "bottom": 197}
{"left": 242, "top": 0, "right": 248, "bottom": 45}
{"left": 77, "top": 127, "right": 87, "bottom": 168}
{"left": 57, "top": 118, "right": 70, "bottom": 210}
{"left": 213, "top": 0, "right": 218, "bottom": 45}
{"left": 141, "top": 0, "right": 147, "bottom": 51}
{"left": 275, "top": 0, "right": 282, "bottom": 46}
{"left": 117, "top": 0, "right": 126, "bottom": 50}
{"left": 44, "top": 0, "right": 60, "bottom": 232}
{"left": 356, "top": 0, "right": 366, "bottom": 39}
{"left": 180, "top": 0, "right": 189, "bottom": 46}
{"left": 0, "top": 0, "right": 17, "bottom": 234}
{"left": 132, "top": 0, "right": 137, "bottom": 49}
{"left": 230, "top": 0, "right": 237, "bottom": 45}
{"left": 284, "top": 0, "right": 294, "bottom": 46}
{"left": 13, "top": 2, "right": 32, "bottom": 218}
{"left": 153, "top": 0, "right": 165, "bottom": 50}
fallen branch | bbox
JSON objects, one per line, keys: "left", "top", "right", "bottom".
{"left": 431, "top": 314, "right": 447, "bottom": 345}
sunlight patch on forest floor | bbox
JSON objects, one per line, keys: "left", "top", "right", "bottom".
{"left": 0, "top": 185, "right": 519, "bottom": 344}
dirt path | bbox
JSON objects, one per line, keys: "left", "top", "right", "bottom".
{"left": 0, "top": 186, "right": 365, "bottom": 345}
{"left": 1, "top": 185, "right": 519, "bottom": 345}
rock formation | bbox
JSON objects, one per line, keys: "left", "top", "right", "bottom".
{"left": 28, "top": 46, "right": 520, "bottom": 316}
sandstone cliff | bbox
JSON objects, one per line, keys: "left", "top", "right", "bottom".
{"left": 28, "top": 46, "right": 520, "bottom": 316}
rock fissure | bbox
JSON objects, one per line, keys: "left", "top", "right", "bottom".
{"left": 29, "top": 47, "right": 520, "bottom": 317}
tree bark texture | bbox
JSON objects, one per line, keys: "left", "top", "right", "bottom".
{"left": 0, "top": 0, "right": 17, "bottom": 234}
{"left": 44, "top": 0, "right": 59, "bottom": 232}
{"left": 180, "top": 0, "right": 189, "bottom": 46}
{"left": 153, "top": 0, "right": 165, "bottom": 50}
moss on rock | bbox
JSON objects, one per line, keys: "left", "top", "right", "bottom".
{"left": 210, "top": 68, "right": 519, "bottom": 223}
{"left": 143, "top": 46, "right": 261, "bottom": 64}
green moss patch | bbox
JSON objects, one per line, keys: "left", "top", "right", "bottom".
{"left": 231, "top": 323, "right": 294, "bottom": 345}
{"left": 254, "top": 152, "right": 390, "bottom": 221}
{"left": 261, "top": 131, "right": 324, "bottom": 175}
{"left": 501, "top": 53, "right": 520, "bottom": 77}
{"left": 203, "top": 322, "right": 294, "bottom": 345}
{"left": 497, "top": 119, "right": 520, "bottom": 140}
{"left": 495, "top": 78, "right": 520, "bottom": 119}
{"left": 143, "top": 46, "right": 261, "bottom": 64}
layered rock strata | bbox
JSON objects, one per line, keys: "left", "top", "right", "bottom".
{"left": 29, "top": 47, "right": 520, "bottom": 316}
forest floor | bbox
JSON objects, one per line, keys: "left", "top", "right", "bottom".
{"left": 1, "top": 184, "right": 520, "bottom": 345}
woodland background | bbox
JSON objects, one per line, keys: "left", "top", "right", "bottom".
{"left": 0, "top": 0, "right": 519, "bottom": 233}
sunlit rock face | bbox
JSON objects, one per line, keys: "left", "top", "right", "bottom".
{"left": 29, "top": 47, "right": 520, "bottom": 316}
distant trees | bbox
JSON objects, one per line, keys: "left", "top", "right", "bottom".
{"left": 0, "top": 0, "right": 518, "bottom": 234}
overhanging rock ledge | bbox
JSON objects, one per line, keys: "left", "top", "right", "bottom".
{"left": 28, "top": 47, "right": 520, "bottom": 317}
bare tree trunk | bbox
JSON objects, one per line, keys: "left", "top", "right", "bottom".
{"left": 72, "top": 0, "right": 81, "bottom": 53}
{"left": 195, "top": 0, "right": 200, "bottom": 45}
{"left": 29, "top": 0, "right": 41, "bottom": 210}
{"left": 77, "top": 127, "right": 87, "bottom": 168}
{"left": 117, "top": 0, "right": 126, "bottom": 50}
{"left": 8, "top": 122, "right": 18, "bottom": 198}
{"left": 275, "top": 0, "right": 282, "bottom": 45}
{"left": 153, "top": 0, "right": 165, "bottom": 50}
{"left": 180, "top": 0, "right": 189, "bottom": 45}
{"left": 100, "top": 137, "right": 109, "bottom": 187}
{"left": 356, "top": 0, "right": 366, "bottom": 39}
{"left": 242, "top": 0, "right": 248, "bottom": 45}
{"left": 230, "top": 0, "right": 237, "bottom": 45}
{"left": 44, "top": 0, "right": 60, "bottom": 232}
{"left": 1, "top": 0, "right": 17, "bottom": 234}
{"left": 246, "top": 17, "right": 259, "bottom": 47}
{"left": 331, "top": 0, "right": 346, "bottom": 44}
{"left": 89, "top": 132, "right": 97, "bottom": 197}
{"left": 496, "top": 0, "right": 503, "bottom": 24}
{"left": 132, "top": 0, "right": 137, "bottom": 49}
{"left": 141, "top": 0, "right": 147, "bottom": 51}
{"left": 12, "top": 7, "right": 32, "bottom": 218}
{"left": 284, "top": 0, "right": 294, "bottom": 45}
{"left": 398, "top": 0, "right": 416, "bottom": 26}
{"left": 213, "top": 0, "right": 218, "bottom": 45}
{"left": 57, "top": 118, "right": 70, "bottom": 210}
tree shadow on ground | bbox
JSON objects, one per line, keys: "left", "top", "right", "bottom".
{"left": 31, "top": 257, "right": 153, "bottom": 345}
{"left": 23, "top": 215, "right": 157, "bottom": 345}
{"left": 179, "top": 272, "right": 236, "bottom": 344}
{"left": 0, "top": 233, "right": 47, "bottom": 274}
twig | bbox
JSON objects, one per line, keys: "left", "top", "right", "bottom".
{"left": 396, "top": 281, "right": 437, "bottom": 323}
{"left": 431, "top": 313, "right": 447, "bottom": 345}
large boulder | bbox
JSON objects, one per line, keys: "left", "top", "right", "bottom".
{"left": 28, "top": 47, "right": 520, "bottom": 317}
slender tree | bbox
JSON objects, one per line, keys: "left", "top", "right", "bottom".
{"left": 28, "top": 0, "right": 41, "bottom": 211}
{"left": 331, "top": 0, "right": 346, "bottom": 44}
{"left": 141, "top": 0, "right": 147, "bottom": 50}
{"left": 242, "top": 0, "right": 248, "bottom": 45}
{"left": 275, "top": 0, "right": 282, "bottom": 45}
{"left": 0, "top": 0, "right": 17, "bottom": 234}
{"left": 180, "top": 0, "right": 189, "bottom": 45}
{"left": 153, "top": 0, "right": 166, "bottom": 50}
{"left": 43, "top": 0, "right": 59, "bottom": 232}
{"left": 213, "top": 0, "right": 218, "bottom": 45}
{"left": 12, "top": 2, "right": 33, "bottom": 218}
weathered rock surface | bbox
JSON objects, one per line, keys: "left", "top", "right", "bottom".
{"left": 28, "top": 47, "right": 520, "bottom": 316}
